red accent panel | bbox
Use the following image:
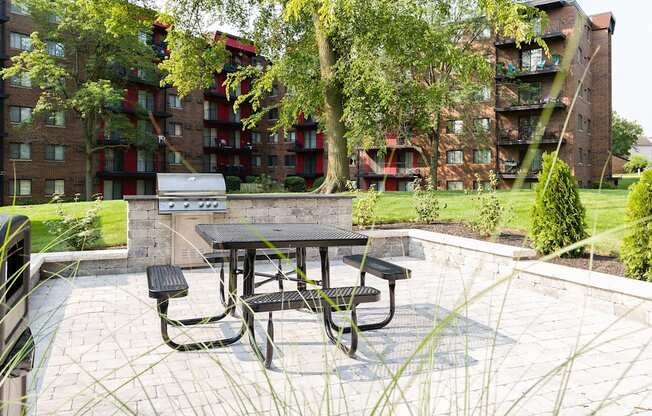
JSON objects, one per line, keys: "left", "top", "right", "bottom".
{"left": 221, "top": 35, "right": 256, "bottom": 53}
{"left": 296, "top": 154, "right": 305, "bottom": 172}
{"left": 124, "top": 148, "right": 137, "bottom": 172}
{"left": 385, "top": 179, "right": 398, "bottom": 192}
{"left": 218, "top": 103, "right": 229, "bottom": 120}
{"left": 123, "top": 179, "right": 136, "bottom": 196}
{"left": 316, "top": 155, "right": 324, "bottom": 172}
{"left": 316, "top": 132, "right": 325, "bottom": 149}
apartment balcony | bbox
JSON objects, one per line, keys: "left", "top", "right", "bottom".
{"left": 293, "top": 116, "right": 318, "bottom": 129}
{"left": 513, "top": 0, "right": 566, "bottom": 10}
{"left": 361, "top": 165, "right": 422, "bottom": 179}
{"left": 152, "top": 42, "right": 168, "bottom": 60}
{"left": 497, "top": 129, "right": 564, "bottom": 146}
{"left": 203, "top": 137, "right": 254, "bottom": 153}
{"left": 204, "top": 163, "right": 250, "bottom": 176}
{"left": 294, "top": 142, "right": 323, "bottom": 153}
{"left": 97, "top": 159, "right": 165, "bottom": 178}
{"left": 204, "top": 112, "right": 242, "bottom": 127}
{"left": 496, "top": 62, "right": 561, "bottom": 82}
{"left": 495, "top": 96, "right": 566, "bottom": 113}
{"left": 498, "top": 160, "right": 540, "bottom": 180}
{"left": 495, "top": 19, "right": 566, "bottom": 47}
{"left": 223, "top": 63, "right": 238, "bottom": 73}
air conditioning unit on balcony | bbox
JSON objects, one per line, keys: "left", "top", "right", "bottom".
{"left": 157, "top": 135, "right": 167, "bottom": 145}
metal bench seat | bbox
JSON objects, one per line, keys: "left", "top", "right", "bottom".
{"left": 242, "top": 286, "right": 381, "bottom": 369}
{"left": 343, "top": 255, "right": 411, "bottom": 280}
{"left": 146, "top": 265, "right": 245, "bottom": 352}
{"left": 339, "top": 255, "right": 412, "bottom": 333}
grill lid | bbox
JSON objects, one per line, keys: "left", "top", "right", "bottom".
{"left": 157, "top": 173, "right": 226, "bottom": 196}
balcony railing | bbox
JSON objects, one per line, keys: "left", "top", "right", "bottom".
{"left": 495, "top": 95, "right": 566, "bottom": 112}
{"left": 204, "top": 111, "right": 242, "bottom": 124}
{"left": 364, "top": 164, "right": 421, "bottom": 176}
{"left": 203, "top": 137, "right": 253, "bottom": 151}
{"left": 495, "top": 19, "right": 565, "bottom": 46}
{"left": 104, "top": 159, "right": 124, "bottom": 172}
{"left": 294, "top": 142, "right": 320, "bottom": 152}
{"left": 499, "top": 160, "right": 541, "bottom": 179}
{"left": 496, "top": 60, "right": 561, "bottom": 80}
{"left": 137, "top": 160, "right": 155, "bottom": 173}
{"left": 497, "top": 129, "right": 562, "bottom": 145}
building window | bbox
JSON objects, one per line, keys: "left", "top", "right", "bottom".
{"left": 10, "top": 32, "right": 32, "bottom": 50}
{"left": 138, "top": 90, "right": 155, "bottom": 112}
{"left": 474, "top": 118, "right": 490, "bottom": 133}
{"left": 447, "top": 181, "right": 464, "bottom": 191}
{"left": 253, "top": 155, "right": 261, "bottom": 167}
{"left": 474, "top": 181, "right": 492, "bottom": 191}
{"left": 45, "top": 111, "right": 65, "bottom": 127}
{"left": 304, "top": 130, "right": 317, "bottom": 148}
{"left": 167, "top": 151, "right": 183, "bottom": 165}
{"left": 473, "top": 149, "right": 492, "bottom": 164}
{"left": 168, "top": 94, "right": 182, "bottom": 109}
{"left": 521, "top": 48, "right": 544, "bottom": 71}
{"left": 285, "top": 154, "right": 296, "bottom": 167}
{"left": 446, "top": 150, "right": 464, "bottom": 165}
{"left": 586, "top": 88, "right": 592, "bottom": 102}
{"left": 587, "top": 118, "right": 591, "bottom": 133}
{"left": 578, "top": 81, "right": 584, "bottom": 98}
{"left": 10, "top": 72, "right": 31, "bottom": 88}
{"left": 252, "top": 132, "right": 262, "bottom": 144}
{"left": 446, "top": 120, "right": 464, "bottom": 134}
{"left": 268, "top": 108, "right": 279, "bottom": 120}
{"left": 10, "top": 106, "right": 33, "bottom": 124}
{"left": 577, "top": 47, "right": 583, "bottom": 64}
{"left": 285, "top": 131, "right": 296, "bottom": 143}
{"left": 268, "top": 155, "right": 278, "bottom": 166}
{"left": 268, "top": 133, "right": 278, "bottom": 144}
{"left": 577, "top": 114, "right": 584, "bottom": 131}
{"left": 10, "top": 1, "right": 29, "bottom": 15}
{"left": 203, "top": 101, "right": 217, "bottom": 120}
{"left": 45, "top": 144, "right": 65, "bottom": 161}
{"left": 136, "top": 180, "right": 155, "bottom": 196}
{"left": 9, "top": 143, "right": 31, "bottom": 160}
{"left": 476, "top": 86, "right": 491, "bottom": 102}
{"left": 138, "top": 31, "right": 151, "bottom": 45}
{"left": 46, "top": 41, "right": 65, "bottom": 57}
{"left": 167, "top": 122, "right": 183, "bottom": 137}
{"left": 8, "top": 180, "right": 31, "bottom": 197}
{"left": 578, "top": 147, "right": 584, "bottom": 164}
{"left": 45, "top": 179, "right": 65, "bottom": 196}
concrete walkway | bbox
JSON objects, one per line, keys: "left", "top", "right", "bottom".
{"left": 27, "top": 257, "right": 652, "bottom": 415}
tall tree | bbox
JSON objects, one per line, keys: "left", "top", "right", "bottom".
{"left": 612, "top": 112, "right": 644, "bottom": 157}
{"left": 1, "top": 0, "right": 160, "bottom": 200}
{"left": 159, "top": 0, "right": 541, "bottom": 192}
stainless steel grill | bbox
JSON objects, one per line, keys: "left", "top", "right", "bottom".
{"left": 157, "top": 173, "right": 228, "bottom": 214}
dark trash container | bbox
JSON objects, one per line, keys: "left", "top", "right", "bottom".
{"left": 0, "top": 215, "right": 35, "bottom": 415}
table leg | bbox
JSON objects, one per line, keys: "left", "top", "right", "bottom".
{"left": 228, "top": 249, "right": 238, "bottom": 317}
{"left": 319, "top": 247, "right": 330, "bottom": 289}
{"left": 296, "top": 247, "right": 307, "bottom": 291}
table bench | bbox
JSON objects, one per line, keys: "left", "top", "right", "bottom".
{"left": 242, "top": 286, "right": 381, "bottom": 369}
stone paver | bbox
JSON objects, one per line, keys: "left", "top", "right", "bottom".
{"left": 26, "top": 257, "right": 652, "bottom": 415}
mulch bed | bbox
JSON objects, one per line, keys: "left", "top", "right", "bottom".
{"left": 361, "top": 221, "right": 626, "bottom": 277}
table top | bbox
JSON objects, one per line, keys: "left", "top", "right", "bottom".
{"left": 196, "top": 223, "right": 369, "bottom": 249}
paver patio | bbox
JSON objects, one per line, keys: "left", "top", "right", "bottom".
{"left": 26, "top": 257, "right": 652, "bottom": 415}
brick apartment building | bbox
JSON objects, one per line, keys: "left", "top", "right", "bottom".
{"left": 356, "top": 0, "right": 615, "bottom": 191}
{"left": 1, "top": 0, "right": 614, "bottom": 204}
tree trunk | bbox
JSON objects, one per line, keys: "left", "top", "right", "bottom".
{"left": 84, "top": 123, "right": 94, "bottom": 201}
{"left": 312, "top": 12, "right": 349, "bottom": 194}
{"left": 428, "top": 129, "right": 439, "bottom": 189}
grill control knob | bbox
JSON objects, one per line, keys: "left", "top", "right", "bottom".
{"left": 198, "top": 201, "right": 204, "bottom": 208}
{"left": 213, "top": 201, "right": 219, "bottom": 207}
{"left": 168, "top": 202, "right": 175, "bottom": 208}
{"left": 183, "top": 202, "right": 190, "bottom": 208}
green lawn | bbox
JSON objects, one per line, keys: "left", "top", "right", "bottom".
{"left": 359, "top": 189, "right": 630, "bottom": 255}
{"left": 3, "top": 189, "right": 630, "bottom": 255}
{"left": 1, "top": 200, "right": 127, "bottom": 253}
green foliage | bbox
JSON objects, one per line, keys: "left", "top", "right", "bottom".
{"left": 225, "top": 176, "right": 241, "bottom": 192}
{"left": 591, "top": 180, "right": 616, "bottom": 190}
{"left": 612, "top": 112, "right": 644, "bottom": 157}
{"left": 46, "top": 196, "right": 102, "bottom": 251}
{"left": 412, "top": 178, "right": 444, "bottom": 224}
{"left": 309, "top": 177, "right": 326, "bottom": 192}
{"left": 348, "top": 181, "right": 380, "bottom": 229}
{"left": 245, "top": 175, "right": 258, "bottom": 183}
{"left": 470, "top": 171, "right": 506, "bottom": 237}
{"left": 284, "top": 176, "right": 307, "bottom": 192}
{"left": 530, "top": 152, "right": 587, "bottom": 257}
{"left": 255, "top": 174, "right": 275, "bottom": 193}
{"left": 621, "top": 170, "right": 652, "bottom": 280}
{"left": 624, "top": 154, "right": 649, "bottom": 174}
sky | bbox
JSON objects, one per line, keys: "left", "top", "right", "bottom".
{"left": 577, "top": 0, "right": 651, "bottom": 136}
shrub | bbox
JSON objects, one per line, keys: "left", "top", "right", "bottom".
{"left": 47, "top": 196, "right": 102, "bottom": 251}
{"left": 591, "top": 180, "right": 616, "bottom": 190}
{"left": 225, "top": 176, "right": 241, "bottom": 192}
{"left": 530, "top": 152, "right": 587, "bottom": 257}
{"left": 412, "top": 178, "right": 444, "bottom": 224}
{"left": 309, "top": 176, "right": 325, "bottom": 191}
{"left": 255, "top": 174, "right": 274, "bottom": 192}
{"left": 621, "top": 170, "right": 652, "bottom": 280}
{"left": 284, "top": 176, "right": 306, "bottom": 192}
{"left": 348, "top": 181, "right": 380, "bottom": 229}
{"left": 470, "top": 171, "right": 506, "bottom": 237}
{"left": 624, "top": 154, "right": 649, "bottom": 174}
{"left": 245, "top": 175, "right": 258, "bottom": 183}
